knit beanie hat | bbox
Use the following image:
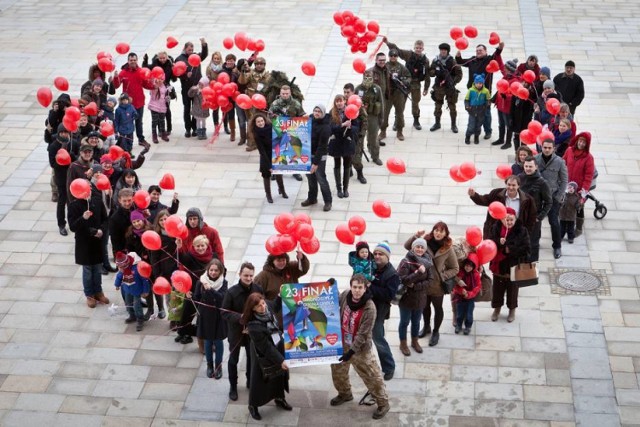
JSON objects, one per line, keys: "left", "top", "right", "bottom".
{"left": 474, "top": 73, "right": 485, "bottom": 85}
{"left": 374, "top": 241, "right": 391, "bottom": 259}
{"left": 568, "top": 181, "right": 578, "bottom": 191}
{"left": 505, "top": 207, "right": 517, "bottom": 216}
{"left": 543, "top": 80, "right": 555, "bottom": 89}
{"left": 540, "top": 66, "right": 551, "bottom": 77}
{"left": 565, "top": 60, "right": 575, "bottom": 68}
{"left": 107, "top": 96, "right": 118, "bottom": 106}
{"left": 199, "top": 76, "right": 209, "bottom": 86}
{"left": 100, "top": 154, "right": 113, "bottom": 164}
{"left": 130, "top": 210, "right": 145, "bottom": 223}
{"left": 505, "top": 59, "right": 518, "bottom": 73}
{"left": 91, "top": 163, "right": 103, "bottom": 174}
{"left": 314, "top": 104, "right": 326, "bottom": 116}
{"left": 92, "top": 79, "right": 104, "bottom": 87}
{"left": 355, "top": 241, "right": 370, "bottom": 253}
{"left": 411, "top": 238, "right": 427, "bottom": 249}
{"left": 115, "top": 251, "right": 132, "bottom": 269}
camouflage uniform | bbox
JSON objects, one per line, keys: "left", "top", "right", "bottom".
{"left": 268, "top": 97, "right": 305, "bottom": 117}
{"left": 386, "top": 42, "right": 431, "bottom": 126}
{"left": 331, "top": 291, "right": 388, "bottom": 409}
{"left": 355, "top": 77, "right": 384, "bottom": 164}
{"left": 382, "top": 60, "right": 411, "bottom": 137}
{"left": 238, "top": 69, "right": 271, "bottom": 150}
{"left": 428, "top": 49, "right": 463, "bottom": 131}
{"left": 351, "top": 106, "right": 368, "bottom": 173}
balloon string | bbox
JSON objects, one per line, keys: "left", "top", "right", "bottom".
{"left": 367, "top": 37, "right": 386, "bottom": 61}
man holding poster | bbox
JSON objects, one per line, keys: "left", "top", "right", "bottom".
{"left": 330, "top": 274, "right": 390, "bottom": 420}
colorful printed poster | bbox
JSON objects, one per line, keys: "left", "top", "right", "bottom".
{"left": 280, "top": 280, "right": 343, "bottom": 367}
{"left": 271, "top": 116, "right": 312, "bottom": 174}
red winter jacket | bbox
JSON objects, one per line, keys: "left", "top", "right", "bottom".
{"left": 112, "top": 64, "right": 155, "bottom": 109}
{"left": 563, "top": 131, "right": 595, "bottom": 193}
{"left": 452, "top": 253, "right": 481, "bottom": 302}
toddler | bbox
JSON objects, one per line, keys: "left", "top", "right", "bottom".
{"left": 114, "top": 251, "right": 150, "bottom": 331}
{"left": 464, "top": 73, "right": 491, "bottom": 145}
{"left": 114, "top": 93, "right": 137, "bottom": 154}
{"left": 560, "top": 181, "right": 582, "bottom": 243}
{"left": 452, "top": 254, "right": 481, "bottom": 335}
{"left": 348, "top": 241, "right": 374, "bottom": 281}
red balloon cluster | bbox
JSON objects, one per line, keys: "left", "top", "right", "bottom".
{"left": 62, "top": 104, "right": 81, "bottom": 132}
{"left": 347, "top": 95, "right": 362, "bottom": 109}
{"left": 336, "top": 215, "right": 367, "bottom": 245}
{"left": 386, "top": 157, "right": 406, "bottom": 174}
{"left": 345, "top": 104, "right": 359, "bottom": 120}
{"left": 451, "top": 26, "right": 500, "bottom": 51}
{"left": 199, "top": 74, "right": 246, "bottom": 112}
{"left": 333, "top": 10, "right": 380, "bottom": 54}
{"left": 301, "top": 61, "right": 316, "bottom": 77}
{"left": 449, "top": 162, "right": 478, "bottom": 183}
{"left": 507, "top": 81, "right": 530, "bottom": 100}
{"left": 96, "top": 51, "right": 115, "bottom": 73}
{"left": 266, "top": 213, "right": 319, "bottom": 256}
{"left": 230, "top": 32, "right": 265, "bottom": 52}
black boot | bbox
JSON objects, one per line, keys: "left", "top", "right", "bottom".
{"left": 465, "top": 134, "right": 471, "bottom": 145}
{"left": 229, "top": 384, "right": 238, "bottom": 401}
{"left": 501, "top": 129, "right": 513, "bottom": 150}
{"left": 450, "top": 113, "right": 458, "bottom": 133}
{"left": 413, "top": 116, "right": 422, "bottom": 130}
{"left": 356, "top": 168, "right": 367, "bottom": 184}
{"left": 334, "top": 168, "right": 343, "bottom": 198}
{"left": 491, "top": 127, "right": 505, "bottom": 145}
{"left": 474, "top": 132, "right": 480, "bottom": 144}
{"left": 430, "top": 117, "right": 441, "bottom": 132}
{"left": 275, "top": 175, "right": 288, "bottom": 199}
{"left": 207, "top": 362, "right": 214, "bottom": 378}
{"left": 238, "top": 125, "right": 247, "bottom": 146}
{"left": 342, "top": 172, "right": 350, "bottom": 198}
{"left": 263, "top": 177, "right": 273, "bottom": 203}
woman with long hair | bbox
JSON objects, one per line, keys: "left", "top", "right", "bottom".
{"left": 251, "top": 112, "right": 287, "bottom": 203}
{"left": 328, "top": 94, "right": 360, "bottom": 199}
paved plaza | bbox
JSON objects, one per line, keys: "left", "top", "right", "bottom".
{"left": 0, "top": 0, "right": 639, "bottom": 425}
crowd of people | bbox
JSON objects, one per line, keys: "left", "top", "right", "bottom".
{"left": 40, "top": 30, "right": 596, "bottom": 420}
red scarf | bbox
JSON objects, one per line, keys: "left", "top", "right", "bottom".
{"left": 489, "top": 224, "right": 511, "bottom": 274}
{"left": 341, "top": 304, "right": 364, "bottom": 348}
{"left": 189, "top": 245, "right": 213, "bottom": 264}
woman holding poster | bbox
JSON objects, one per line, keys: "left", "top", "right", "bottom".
{"left": 242, "top": 292, "right": 292, "bottom": 420}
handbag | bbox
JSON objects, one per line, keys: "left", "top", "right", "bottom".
{"left": 391, "top": 283, "right": 406, "bottom": 305}
{"left": 510, "top": 262, "right": 539, "bottom": 287}
{"left": 260, "top": 361, "right": 287, "bottom": 382}
{"left": 476, "top": 268, "right": 493, "bottom": 302}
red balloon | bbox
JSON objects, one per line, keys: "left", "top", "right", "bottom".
{"left": 166, "top": 36, "right": 179, "bottom": 49}
{"left": 274, "top": 212, "right": 296, "bottom": 235}
{"left": 96, "top": 51, "right": 111, "bottom": 61}
{"left": 459, "top": 162, "right": 477, "bottom": 180}
{"left": 348, "top": 216, "right": 366, "bottom": 236}
{"left": 188, "top": 54, "right": 201, "bottom": 67}
{"left": 84, "top": 102, "right": 98, "bottom": 116}
{"left": 70, "top": 98, "right": 80, "bottom": 108}
{"left": 295, "top": 223, "right": 315, "bottom": 243}
{"left": 217, "top": 73, "right": 230, "bottom": 85}
{"left": 345, "top": 104, "right": 359, "bottom": 120}
{"left": 109, "top": 145, "right": 124, "bottom": 161}
{"left": 265, "top": 235, "right": 284, "bottom": 256}
{"left": 62, "top": 116, "right": 79, "bottom": 132}
{"left": 372, "top": 200, "right": 391, "bottom": 218}
{"left": 301, "top": 61, "right": 316, "bottom": 77}
{"left": 234, "top": 32, "right": 248, "bottom": 51}
{"left": 537, "top": 130, "right": 555, "bottom": 144}
{"left": 65, "top": 106, "right": 81, "bottom": 121}
{"left": 528, "top": 120, "right": 543, "bottom": 136}
{"left": 546, "top": 98, "right": 561, "bottom": 115}
{"left": 353, "top": 19, "right": 366, "bottom": 33}
{"left": 172, "top": 62, "right": 187, "bottom": 77}
{"left": 496, "top": 164, "right": 513, "bottom": 180}
{"left": 153, "top": 277, "right": 171, "bottom": 296}
{"left": 341, "top": 25, "right": 356, "bottom": 38}
{"left": 54, "top": 76, "right": 69, "bottom": 91}
{"left": 70, "top": 178, "right": 91, "bottom": 199}
{"left": 350, "top": 45, "right": 359, "bottom": 54}
{"left": 235, "top": 94, "right": 251, "bottom": 110}
{"left": 55, "top": 149, "right": 71, "bottom": 166}
{"left": 449, "top": 165, "right": 466, "bottom": 183}
{"left": 142, "top": 230, "right": 162, "bottom": 250}
{"left": 221, "top": 83, "right": 235, "bottom": 97}
{"left": 464, "top": 25, "right": 478, "bottom": 39}
{"left": 386, "top": 157, "right": 406, "bottom": 174}
{"left": 100, "top": 120, "right": 114, "bottom": 137}
{"left": 222, "top": 37, "right": 234, "bottom": 49}
{"left": 164, "top": 214, "right": 182, "bottom": 238}
{"left": 495, "top": 79, "right": 509, "bottom": 95}
{"left": 523, "top": 70, "right": 536, "bottom": 84}
{"left": 517, "top": 86, "right": 529, "bottom": 100}
{"left": 246, "top": 39, "right": 257, "bottom": 52}
{"left": 488, "top": 201, "right": 507, "bottom": 220}
{"left": 171, "top": 270, "right": 192, "bottom": 294}
{"left": 300, "top": 236, "right": 320, "bottom": 255}
{"left": 159, "top": 173, "right": 175, "bottom": 190}
{"left": 465, "top": 226, "right": 483, "bottom": 247}
{"left": 251, "top": 94, "right": 267, "bottom": 110}
{"left": 333, "top": 11, "right": 345, "bottom": 25}
{"left": 254, "top": 39, "right": 265, "bottom": 52}
{"left": 151, "top": 66, "right": 165, "bottom": 80}
{"left": 519, "top": 129, "right": 535, "bottom": 145}
{"left": 335, "top": 224, "right": 355, "bottom": 245}
{"left": 278, "top": 234, "right": 297, "bottom": 253}
{"left": 485, "top": 60, "right": 499, "bottom": 74}
{"left": 341, "top": 10, "right": 354, "bottom": 23}
{"left": 176, "top": 224, "right": 188, "bottom": 240}
{"left": 352, "top": 58, "right": 366, "bottom": 74}
{"left": 97, "top": 58, "right": 115, "bottom": 73}
{"left": 96, "top": 175, "right": 111, "bottom": 191}
{"left": 138, "top": 261, "right": 152, "bottom": 278}
{"left": 476, "top": 240, "right": 498, "bottom": 265}
{"left": 115, "top": 42, "right": 130, "bottom": 55}
{"left": 133, "top": 190, "right": 151, "bottom": 209}
{"left": 455, "top": 37, "right": 469, "bottom": 51}
{"left": 367, "top": 20, "right": 380, "bottom": 34}
{"left": 138, "top": 67, "right": 151, "bottom": 80}
{"left": 510, "top": 81, "right": 523, "bottom": 95}
{"left": 37, "top": 87, "right": 53, "bottom": 108}
{"left": 294, "top": 213, "right": 312, "bottom": 226}
{"left": 489, "top": 32, "right": 501, "bottom": 45}
{"left": 450, "top": 26, "right": 464, "bottom": 40}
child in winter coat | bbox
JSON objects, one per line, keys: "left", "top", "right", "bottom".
{"left": 464, "top": 74, "right": 491, "bottom": 145}
{"left": 552, "top": 118, "right": 573, "bottom": 157}
{"left": 452, "top": 253, "right": 481, "bottom": 335}
{"left": 188, "top": 77, "right": 211, "bottom": 140}
{"left": 114, "top": 251, "right": 151, "bottom": 331}
{"left": 560, "top": 181, "right": 582, "bottom": 243}
{"left": 148, "top": 78, "right": 170, "bottom": 143}
{"left": 348, "top": 241, "right": 374, "bottom": 281}
{"left": 114, "top": 93, "right": 138, "bottom": 155}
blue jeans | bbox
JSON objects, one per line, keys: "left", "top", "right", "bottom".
{"left": 306, "top": 159, "right": 332, "bottom": 204}
{"left": 398, "top": 306, "right": 422, "bottom": 340}
{"left": 118, "top": 133, "right": 133, "bottom": 153}
{"left": 82, "top": 264, "right": 103, "bottom": 297}
{"left": 372, "top": 303, "right": 395, "bottom": 375}
{"left": 205, "top": 339, "right": 224, "bottom": 366}
{"left": 124, "top": 292, "right": 144, "bottom": 320}
{"left": 456, "top": 300, "right": 475, "bottom": 328}
{"left": 483, "top": 107, "right": 492, "bottom": 135}
{"left": 135, "top": 106, "right": 145, "bottom": 142}
{"left": 548, "top": 199, "right": 562, "bottom": 249}
{"left": 466, "top": 113, "right": 482, "bottom": 137}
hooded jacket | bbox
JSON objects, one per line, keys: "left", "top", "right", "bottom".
{"left": 311, "top": 113, "right": 331, "bottom": 165}
{"left": 563, "top": 132, "right": 595, "bottom": 193}
{"left": 114, "top": 102, "right": 138, "bottom": 135}
{"left": 183, "top": 207, "right": 224, "bottom": 263}
{"left": 396, "top": 250, "right": 434, "bottom": 310}
{"left": 452, "top": 253, "right": 482, "bottom": 301}
{"left": 253, "top": 253, "right": 310, "bottom": 301}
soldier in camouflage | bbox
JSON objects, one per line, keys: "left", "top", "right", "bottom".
{"left": 381, "top": 50, "right": 411, "bottom": 141}
{"left": 355, "top": 70, "right": 385, "bottom": 166}
{"left": 238, "top": 57, "right": 271, "bottom": 151}
{"left": 428, "top": 43, "right": 463, "bottom": 134}
{"left": 268, "top": 85, "right": 305, "bottom": 117}
{"left": 366, "top": 53, "right": 390, "bottom": 146}
{"left": 384, "top": 38, "right": 431, "bottom": 131}
{"left": 344, "top": 83, "right": 368, "bottom": 184}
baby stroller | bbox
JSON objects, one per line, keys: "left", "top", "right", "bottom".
{"left": 583, "top": 169, "right": 607, "bottom": 219}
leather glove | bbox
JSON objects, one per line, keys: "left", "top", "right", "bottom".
{"left": 339, "top": 349, "right": 355, "bottom": 362}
